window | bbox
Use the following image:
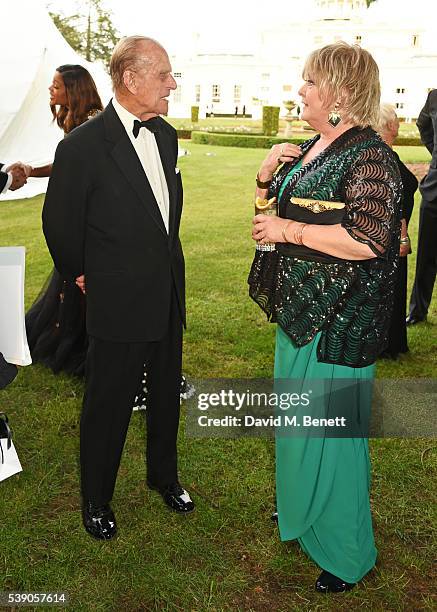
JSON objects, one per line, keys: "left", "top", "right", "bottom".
{"left": 412, "top": 34, "right": 419, "bottom": 47}
{"left": 195, "top": 84, "right": 200, "bottom": 103}
{"left": 395, "top": 102, "right": 404, "bottom": 110}
{"left": 234, "top": 85, "right": 241, "bottom": 103}
{"left": 314, "top": 35, "right": 322, "bottom": 45}
{"left": 212, "top": 84, "right": 221, "bottom": 102}
{"left": 261, "top": 73, "right": 270, "bottom": 80}
{"left": 261, "top": 86, "right": 269, "bottom": 92}
{"left": 283, "top": 85, "right": 292, "bottom": 92}
{"left": 173, "top": 72, "right": 182, "bottom": 78}
{"left": 355, "top": 35, "right": 362, "bottom": 44}
{"left": 173, "top": 85, "right": 182, "bottom": 103}
{"left": 396, "top": 88, "right": 406, "bottom": 94}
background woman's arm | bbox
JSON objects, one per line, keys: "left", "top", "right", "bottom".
{"left": 30, "top": 164, "right": 52, "bottom": 178}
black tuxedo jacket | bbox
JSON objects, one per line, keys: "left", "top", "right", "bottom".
{"left": 42, "top": 101, "right": 185, "bottom": 343}
{"left": 0, "top": 164, "right": 8, "bottom": 192}
{"left": 417, "top": 89, "right": 437, "bottom": 201}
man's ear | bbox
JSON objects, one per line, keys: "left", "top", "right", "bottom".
{"left": 122, "top": 70, "right": 137, "bottom": 95}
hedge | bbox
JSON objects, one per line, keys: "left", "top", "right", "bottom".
{"left": 177, "top": 129, "right": 192, "bottom": 139}
{"left": 262, "top": 106, "right": 280, "bottom": 136}
{"left": 393, "top": 137, "right": 422, "bottom": 146}
{"left": 186, "top": 132, "right": 423, "bottom": 148}
{"left": 191, "top": 131, "right": 306, "bottom": 148}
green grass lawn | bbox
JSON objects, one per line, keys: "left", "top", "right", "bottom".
{"left": 0, "top": 143, "right": 435, "bottom": 611}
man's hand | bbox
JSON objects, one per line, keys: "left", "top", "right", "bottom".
{"left": 9, "top": 166, "right": 27, "bottom": 191}
{"left": 75, "top": 275, "right": 86, "bottom": 294}
{"left": 6, "top": 161, "right": 32, "bottom": 178}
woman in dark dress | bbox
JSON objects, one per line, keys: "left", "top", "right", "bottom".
{"left": 25, "top": 65, "right": 103, "bottom": 377}
{"left": 378, "top": 104, "right": 418, "bottom": 358}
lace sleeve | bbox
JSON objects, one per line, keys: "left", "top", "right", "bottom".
{"left": 342, "top": 145, "right": 402, "bottom": 257}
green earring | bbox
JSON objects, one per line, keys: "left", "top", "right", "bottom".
{"left": 328, "top": 105, "right": 341, "bottom": 127}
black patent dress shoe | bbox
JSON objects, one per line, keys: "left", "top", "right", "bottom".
{"left": 82, "top": 502, "right": 117, "bottom": 540}
{"left": 148, "top": 481, "right": 195, "bottom": 514}
{"left": 271, "top": 511, "right": 278, "bottom": 523}
{"left": 315, "top": 570, "right": 355, "bottom": 593}
{"left": 406, "top": 314, "right": 426, "bottom": 326}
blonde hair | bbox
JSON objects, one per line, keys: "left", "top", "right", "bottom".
{"left": 109, "top": 35, "right": 163, "bottom": 91}
{"left": 303, "top": 42, "right": 381, "bottom": 128}
{"left": 377, "top": 103, "right": 398, "bottom": 133}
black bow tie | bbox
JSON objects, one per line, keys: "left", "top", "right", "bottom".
{"left": 132, "top": 117, "right": 161, "bottom": 138}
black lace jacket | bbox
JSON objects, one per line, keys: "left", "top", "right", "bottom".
{"left": 248, "top": 126, "right": 403, "bottom": 367}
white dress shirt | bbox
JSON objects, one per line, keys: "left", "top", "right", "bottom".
{"left": 112, "top": 97, "right": 170, "bottom": 233}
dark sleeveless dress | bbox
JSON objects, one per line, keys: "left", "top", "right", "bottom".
{"left": 26, "top": 270, "right": 87, "bottom": 377}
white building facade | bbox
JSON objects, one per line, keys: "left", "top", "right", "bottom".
{"left": 168, "top": 0, "right": 437, "bottom": 120}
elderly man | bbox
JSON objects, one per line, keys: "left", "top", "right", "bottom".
{"left": 43, "top": 36, "right": 194, "bottom": 540}
{"left": 407, "top": 89, "right": 437, "bottom": 324}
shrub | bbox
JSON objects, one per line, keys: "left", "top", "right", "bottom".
{"left": 191, "top": 131, "right": 306, "bottom": 148}
{"left": 393, "top": 137, "right": 422, "bottom": 146}
{"left": 262, "top": 106, "right": 280, "bottom": 136}
{"left": 177, "top": 129, "right": 192, "bottom": 139}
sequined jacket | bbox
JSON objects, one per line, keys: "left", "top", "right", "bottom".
{"left": 248, "top": 126, "right": 402, "bottom": 367}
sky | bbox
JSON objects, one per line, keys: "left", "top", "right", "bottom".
{"left": 45, "top": 0, "right": 304, "bottom": 52}
{"left": 46, "top": 0, "right": 437, "bottom": 54}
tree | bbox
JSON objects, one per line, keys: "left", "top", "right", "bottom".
{"left": 49, "top": 0, "right": 119, "bottom": 69}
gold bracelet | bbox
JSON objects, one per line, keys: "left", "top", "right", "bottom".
{"left": 294, "top": 223, "right": 307, "bottom": 245}
{"left": 282, "top": 221, "right": 292, "bottom": 243}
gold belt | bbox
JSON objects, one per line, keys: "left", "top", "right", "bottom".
{"left": 290, "top": 197, "right": 345, "bottom": 214}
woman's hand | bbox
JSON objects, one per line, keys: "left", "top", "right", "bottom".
{"left": 399, "top": 241, "right": 411, "bottom": 257}
{"left": 75, "top": 274, "right": 86, "bottom": 294}
{"left": 258, "top": 143, "right": 302, "bottom": 181}
{"left": 399, "top": 220, "right": 411, "bottom": 257}
{"left": 252, "top": 214, "right": 296, "bottom": 244}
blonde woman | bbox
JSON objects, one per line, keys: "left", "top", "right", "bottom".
{"left": 249, "top": 43, "right": 402, "bottom": 592}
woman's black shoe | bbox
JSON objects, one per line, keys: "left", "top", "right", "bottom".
{"left": 315, "top": 570, "right": 355, "bottom": 593}
{"left": 271, "top": 511, "right": 278, "bottom": 523}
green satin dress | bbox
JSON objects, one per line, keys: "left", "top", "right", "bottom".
{"left": 275, "top": 326, "right": 377, "bottom": 583}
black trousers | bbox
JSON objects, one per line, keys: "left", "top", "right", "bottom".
{"left": 80, "top": 291, "right": 182, "bottom": 506}
{"left": 409, "top": 197, "right": 437, "bottom": 319}
{"left": 386, "top": 255, "right": 408, "bottom": 356}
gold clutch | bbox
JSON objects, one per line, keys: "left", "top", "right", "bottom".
{"left": 290, "top": 197, "right": 345, "bottom": 214}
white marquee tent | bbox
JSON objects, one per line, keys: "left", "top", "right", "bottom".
{"left": 0, "top": 0, "right": 111, "bottom": 200}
